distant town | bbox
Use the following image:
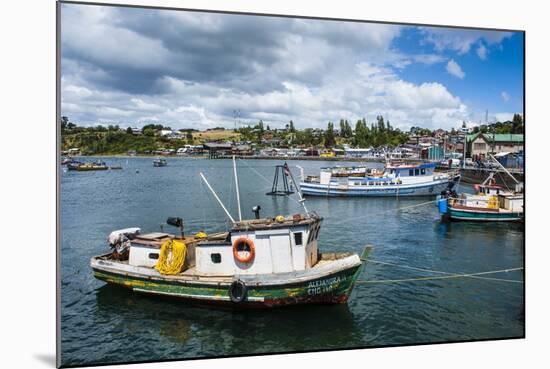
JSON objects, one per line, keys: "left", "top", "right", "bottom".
{"left": 61, "top": 114, "right": 524, "bottom": 168}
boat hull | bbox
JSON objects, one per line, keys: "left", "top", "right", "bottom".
{"left": 300, "top": 179, "right": 451, "bottom": 197}
{"left": 446, "top": 206, "right": 523, "bottom": 222}
{"left": 91, "top": 250, "right": 368, "bottom": 308}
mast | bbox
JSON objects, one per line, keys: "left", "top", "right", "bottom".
{"left": 285, "top": 162, "right": 309, "bottom": 214}
{"left": 232, "top": 155, "right": 242, "bottom": 221}
{"left": 199, "top": 172, "right": 236, "bottom": 223}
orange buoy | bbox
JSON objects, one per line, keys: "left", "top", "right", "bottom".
{"left": 232, "top": 237, "right": 255, "bottom": 263}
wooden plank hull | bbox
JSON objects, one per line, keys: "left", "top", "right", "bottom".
{"left": 91, "top": 250, "right": 368, "bottom": 308}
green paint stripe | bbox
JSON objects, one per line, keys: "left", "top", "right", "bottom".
{"left": 94, "top": 265, "right": 360, "bottom": 301}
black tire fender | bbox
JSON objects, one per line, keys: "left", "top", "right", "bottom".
{"left": 228, "top": 280, "right": 247, "bottom": 303}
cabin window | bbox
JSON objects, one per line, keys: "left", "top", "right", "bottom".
{"left": 421, "top": 168, "right": 426, "bottom": 175}
{"left": 294, "top": 232, "right": 303, "bottom": 246}
{"left": 415, "top": 169, "right": 419, "bottom": 176}
{"left": 211, "top": 253, "right": 222, "bottom": 263}
{"left": 409, "top": 169, "right": 414, "bottom": 176}
{"left": 148, "top": 253, "right": 159, "bottom": 260}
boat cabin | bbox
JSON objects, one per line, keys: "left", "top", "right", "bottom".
{"left": 385, "top": 162, "right": 436, "bottom": 178}
{"left": 126, "top": 213, "right": 322, "bottom": 277}
{"left": 474, "top": 183, "right": 503, "bottom": 196}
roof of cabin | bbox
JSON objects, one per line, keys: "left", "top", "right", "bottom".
{"left": 385, "top": 162, "right": 435, "bottom": 170}
{"left": 231, "top": 213, "right": 322, "bottom": 232}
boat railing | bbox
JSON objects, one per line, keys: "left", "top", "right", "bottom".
{"left": 448, "top": 195, "right": 499, "bottom": 209}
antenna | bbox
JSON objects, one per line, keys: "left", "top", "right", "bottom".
{"left": 232, "top": 155, "right": 242, "bottom": 221}
{"left": 199, "top": 172, "right": 236, "bottom": 223}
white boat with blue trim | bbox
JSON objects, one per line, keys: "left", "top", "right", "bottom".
{"left": 299, "top": 162, "right": 460, "bottom": 197}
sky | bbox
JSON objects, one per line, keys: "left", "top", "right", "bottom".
{"left": 60, "top": 3, "right": 524, "bottom": 131}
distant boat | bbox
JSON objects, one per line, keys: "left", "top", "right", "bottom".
{"left": 61, "top": 157, "right": 76, "bottom": 165}
{"left": 438, "top": 159, "right": 523, "bottom": 222}
{"left": 67, "top": 160, "right": 108, "bottom": 171}
{"left": 300, "top": 162, "right": 460, "bottom": 197}
{"left": 153, "top": 158, "right": 167, "bottom": 167}
{"left": 110, "top": 165, "right": 123, "bottom": 170}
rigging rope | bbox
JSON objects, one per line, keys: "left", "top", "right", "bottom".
{"left": 366, "top": 259, "right": 524, "bottom": 283}
{"left": 357, "top": 267, "right": 523, "bottom": 284}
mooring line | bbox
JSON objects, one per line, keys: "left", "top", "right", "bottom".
{"left": 237, "top": 158, "right": 272, "bottom": 185}
{"left": 331, "top": 199, "right": 439, "bottom": 227}
{"left": 367, "top": 259, "right": 524, "bottom": 283}
{"left": 357, "top": 266, "right": 524, "bottom": 284}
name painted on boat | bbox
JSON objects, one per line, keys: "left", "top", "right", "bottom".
{"left": 307, "top": 276, "right": 346, "bottom": 295}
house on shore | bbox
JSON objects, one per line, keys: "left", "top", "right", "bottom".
{"left": 467, "top": 133, "right": 524, "bottom": 159}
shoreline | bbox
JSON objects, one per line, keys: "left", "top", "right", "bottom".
{"left": 72, "top": 154, "right": 418, "bottom": 163}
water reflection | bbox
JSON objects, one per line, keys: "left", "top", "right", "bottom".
{"left": 94, "top": 284, "right": 362, "bottom": 356}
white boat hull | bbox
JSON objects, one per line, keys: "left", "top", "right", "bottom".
{"left": 300, "top": 178, "right": 452, "bottom": 197}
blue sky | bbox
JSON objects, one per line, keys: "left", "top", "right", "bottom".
{"left": 61, "top": 4, "right": 524, "bottom": 130}
{"left": 392, "top": 27, "right": 523, "bottom": 122}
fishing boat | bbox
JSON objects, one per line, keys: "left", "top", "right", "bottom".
{"left": 61, "top": 156, "right": 76, "bottom": 165}
{"left": 153, "top": 158, "right": 167, "bottom": 167}
{"left": 299, "top": 161, "right": 460, "bottom": 197}
{"left": 67, "top": 160, "right": 108, "bottom": 171}
{"left": 438, "top": 156, "right": 523, "bottom": 222}
{"left": 90, "top": 157, "right": 370, "bottom": 307}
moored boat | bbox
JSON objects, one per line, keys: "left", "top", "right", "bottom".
{"left": 153, "top": 158, "right": 168, "bottom": 167}
{"left": 91, "top": 157, "right": 370, "bottom": 307}
{"left": 300, "top": 162, "right": 460, "bottom": 197}
{"left": 67, "top": 160, "right": 108, "bottom": 171}
{"left": 438, "top": 156, "right": 524, "bottom": 222}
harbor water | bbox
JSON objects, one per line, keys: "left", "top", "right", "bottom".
{"left": 60, "top": 157, "right": 524, "bottom": 366}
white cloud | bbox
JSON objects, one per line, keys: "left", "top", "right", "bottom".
{"left": 420, "top": 28, "right": 513, "bottom": 55}
{"left": 446, "top": 59, "right": 465, "bottom": 79}
{"left": 501, "top": 91, "right": 510, "bottom": 102}
{"left": 477, "top": 44, "right": 487, "bottom": 60}
{"left": 61, "top": 5, "right": 481, "bottom": 131}
{"left": 494, "top": 112, "right": 515, "bottom": 122}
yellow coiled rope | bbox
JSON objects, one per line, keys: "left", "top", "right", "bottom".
{"left": 155, "top": 239, "right": 187, "bottom": 275}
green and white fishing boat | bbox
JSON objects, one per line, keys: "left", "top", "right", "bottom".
{"left": 438, "top": 155, "right": 524, "bottom": 222}
{"left": 91, "top": 157, "right": 370, "bottom": 307}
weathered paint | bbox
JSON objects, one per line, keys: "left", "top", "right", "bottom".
{"left": 92, "top": 247, "right": 369, "bottom": 308}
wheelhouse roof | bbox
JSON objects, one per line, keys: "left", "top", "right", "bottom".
{"left": 231, "top": 213, "right": 322, "bottom": 232}
{"left": 385, "top": 162, "right": 436, "bottom": 170}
